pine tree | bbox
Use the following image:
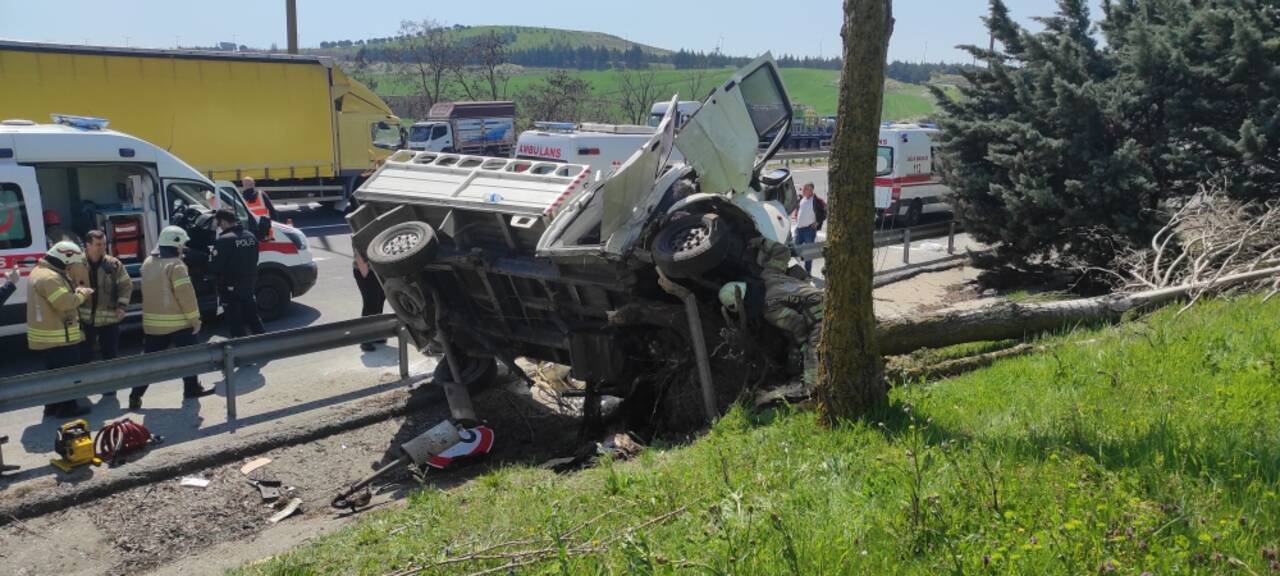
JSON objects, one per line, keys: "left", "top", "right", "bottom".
{"left": 932, "top": 0, "right": 1280, "bottom": 271}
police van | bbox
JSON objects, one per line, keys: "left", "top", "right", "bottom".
{"left": 875, "top": 123, "right": 952, "bottom": 226}
{"left": 515, "top": 122, "right": 683, "bottom": 179}
{"left": 0, "top": 115, "right": 317, "bottom": 336}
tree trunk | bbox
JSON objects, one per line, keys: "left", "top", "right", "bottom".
{"left": 816, "top": 0, "right": 894, "bottom": 423}
{"left": 876, "top": 265, "right": 1280, "bottom": 356}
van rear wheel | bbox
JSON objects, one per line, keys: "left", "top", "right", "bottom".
{"left": 904, "top": 199, "right": 924, "bottom": 228}
{"left": 367, "top": 220, "right": 439, "bottom": 279}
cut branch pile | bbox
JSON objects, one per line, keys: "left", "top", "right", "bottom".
{"left": 1104, "top": 185, "right": 1280, "bottom": 310}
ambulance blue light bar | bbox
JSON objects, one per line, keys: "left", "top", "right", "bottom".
{"left": 50, "top": 114, "right": 110, "bottom": 130}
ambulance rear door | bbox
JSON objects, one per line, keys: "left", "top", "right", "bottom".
{"left": 0, "top": 160, "right": 48, "bottom": 336}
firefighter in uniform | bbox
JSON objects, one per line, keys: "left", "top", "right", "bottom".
{"left": 130, "top": 226, "right": 214, "bottom": 409}
{"left": 28, "top": 241, "right": 94, "bottom": 417}
{"left": 719, "top": 238, "right": 824, "bottom": 391}
{"left": 209, "top": 209, "right": 265, "bottom": 337}
{"left": 72, "top": 231, "right": 134, "bottom": 394}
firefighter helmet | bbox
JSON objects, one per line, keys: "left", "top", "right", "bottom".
{"left": 158, "top": 225, "right": 191, "bottom": 249}
{"left": 45, "top": 240, "right": 85, "bottom": 266}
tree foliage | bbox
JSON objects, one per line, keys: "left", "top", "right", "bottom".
{"left": 933, "top": 0, "right": 1280, "bottom": 270}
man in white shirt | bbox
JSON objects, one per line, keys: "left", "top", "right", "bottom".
{"left": 791, "top": 183, "right": 819, "bottom": 273}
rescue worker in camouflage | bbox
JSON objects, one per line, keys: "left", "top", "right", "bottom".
{"left": 28, "top": 241, "right": 94, "bottom": 417}
{"left": 72, "top": 230, "right": 134, "bottom": 399}
{"left": 724, "top": 237, "right": 825, "bottom": 390}
{"left": 130, "top": 226, "right": 215, "bottom": 409}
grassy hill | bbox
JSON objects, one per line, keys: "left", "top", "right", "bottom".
{"left": 307, "top": 25, "right": 669, "bottom": 59}
{"left": 236, "top": 295, "right": 1280, "bottom": 575}
{"left": 371, "top": 67, "right": 946, "bottom": 121}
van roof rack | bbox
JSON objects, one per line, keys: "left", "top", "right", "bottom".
{"left": 51, "top": 114, "right": 110, "bottom": 130}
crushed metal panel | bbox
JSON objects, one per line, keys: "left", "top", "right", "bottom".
{"left": 599, "top": 97, "right": 678, "bottom": 239}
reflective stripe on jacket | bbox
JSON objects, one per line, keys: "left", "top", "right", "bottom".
{"left": 71, "top": 254, "right": 134, "bottom": 326}
{"left": 27, "top": 259, "right": 85, "bottom": 350}
{"left": 141, "top": 255, "right": 200, "bottom": 335}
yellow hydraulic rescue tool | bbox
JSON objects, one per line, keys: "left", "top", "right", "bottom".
{"left": 51, "top": 419, "right": 101, "bottom": 472}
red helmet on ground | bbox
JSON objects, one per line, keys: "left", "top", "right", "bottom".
{"left": 42, "top": 209, "right": 61, "bottom": 226}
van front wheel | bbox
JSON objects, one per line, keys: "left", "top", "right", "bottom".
{"left": 256, "top": 272, "right": 292, "bottom": 321}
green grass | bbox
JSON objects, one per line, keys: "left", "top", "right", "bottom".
{"left": 371, "top": 67, "right": 947, "bottom": 121}
{"left": 237, "top": 296, "right": 1280, "bottom": 575}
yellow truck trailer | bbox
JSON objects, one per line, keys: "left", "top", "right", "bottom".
{"left": 0, "top": 40, "right": 400, "bottom": 206}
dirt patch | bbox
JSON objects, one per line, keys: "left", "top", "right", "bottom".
{"left": 0, "top": 379, "right": 589, "bottom": 576}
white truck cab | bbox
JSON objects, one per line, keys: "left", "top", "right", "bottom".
{"left": 515, "top": 122, "right": 684, "bottom": 180}
{"left": 874, "top": 123, "right": 952, "bottom": 226}
{"left": 0, "top": 115, "right": 317, "bottom": 335}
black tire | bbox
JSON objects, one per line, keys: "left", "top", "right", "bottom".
{"left": 904, "top": 199, "right": 924, "bottom": 228}
{"left": 651, "top": 213, "right": 730, "bottom": 279}
{"left": 433, "top": 354, "right": 498, "bottom": 391}
{"left": 367, "top": 220, "right": 439, "bottom": 278}
{"left": 255, "top": 272, "right": 292, "bottom": 321}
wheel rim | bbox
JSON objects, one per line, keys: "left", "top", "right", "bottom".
{"left": 669, "top": 224, "right": 710, "bottom": 253}
{"left": 257, "top": 285, "right": 280, "bottom": 312}
{"left": 381, "top": 229, "right": 422, "bottom": 257}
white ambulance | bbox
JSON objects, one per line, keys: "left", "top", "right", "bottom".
{"left": 0, "top": 115, "right": 317, "bottom": 336}
{"left": 515, "top": 122, "right": 680, "bottom": 179}
{"left": 875, "top": 123, "right": 952, "bottom": 226}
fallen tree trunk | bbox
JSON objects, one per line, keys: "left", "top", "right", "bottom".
{"left": 876, "top": 265, "right": 1280, "bottom": 356}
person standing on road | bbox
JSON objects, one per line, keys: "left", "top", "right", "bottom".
{"left": 239, "top": 177, "right": 279, "bottom": 222}
{"left": 353, "top": 249, "right": 386, "bottom": 351}
{"left": 209, "top": 209, "right": 265, "bottom": 338}
{"left": 28, "top": 241, "right": 94, "bottom": 417}
{"left": 72, "top": 231, "right": 134, "bottom": 396}
{"left": 131, "top": 226, "right": 214, "bottom": 409}
{"left": 790, "top": 182, "right": 825, "bottom": 274}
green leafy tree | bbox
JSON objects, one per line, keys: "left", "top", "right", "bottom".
{"left": 933, "top": 0, "right": 1280, "bottom": 270}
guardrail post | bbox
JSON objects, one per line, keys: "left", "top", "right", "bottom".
{"left": 902, "top": 228, "right": 912, "bottom": 265}
{"left": 223, "top": 345, "right": 237, "bottom": 433}
{"left": 397, "top": 325, "right": 410, "bottom": 380}
{"left": 947, "top": 221, "right": 956, "bottom": 254}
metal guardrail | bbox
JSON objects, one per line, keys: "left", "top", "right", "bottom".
{"left": 795, "top": 220, "right": 962, "bottom": 264}
{"left": 0, "top": 314, "right": 407, "bottom": 433}
{"left": 772, "top": 150, "right": 829, "bottom": 164}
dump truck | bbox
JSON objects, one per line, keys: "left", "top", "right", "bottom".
{"left": 347, "top": 55, "right": 799, "bottom": 428}
{"left": 406, "top": 101, "right": 516, "bottom": 155}
{"left": 0, "top": 40, "right": 401, "bottom": 209}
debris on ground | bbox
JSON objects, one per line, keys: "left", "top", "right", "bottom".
{"left": 239, "top": 457, "right": 272, "bottom": 476}
{"left": 179, "top": 476, "right": 210, "bottom": 489}
{"left": 267, "top": 497, "right": 302, "bottom": 524}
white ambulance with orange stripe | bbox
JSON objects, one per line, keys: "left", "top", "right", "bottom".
{"left": 874, "top": 123, "right": 952, "bottom": 226}
{"left": 0, "top": 115, "right": 316, "bottom": 336}
{"left": 515, "top": 122, "right": 684, "bottom": 181}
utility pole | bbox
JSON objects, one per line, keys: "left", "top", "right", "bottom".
{"left": 286, "top": 0, "right": 299, "bottom": 54}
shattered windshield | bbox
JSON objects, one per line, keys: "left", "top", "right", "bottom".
{"left": 739, "top": 67, "right": 789, "bottom": 138}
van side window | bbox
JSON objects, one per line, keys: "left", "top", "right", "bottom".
{"left": 0, "top": 183, "right": 33, "bottom": 249}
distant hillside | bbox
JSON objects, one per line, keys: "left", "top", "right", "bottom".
{"left": 309, "top": 25, "right": 670, "bottom": 58}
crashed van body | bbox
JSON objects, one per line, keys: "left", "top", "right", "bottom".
{"left": 347, "top": 55, "right": 798, "bottom": 423}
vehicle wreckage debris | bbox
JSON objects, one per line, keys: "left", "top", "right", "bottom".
{"left": 239, "top": 457, "right": 273, "bottom": 476}
{"left": 268, "top": 497, "right": 303, "bottom": 524}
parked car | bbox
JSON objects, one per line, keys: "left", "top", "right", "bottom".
{"left": 0, "top": 115, "right": 316, "bottom": 334}
{"left": 347, "top": 55, "right": 796, "bottom": 424}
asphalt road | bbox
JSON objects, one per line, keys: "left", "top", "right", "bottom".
{"left": 0, "top": 203, "right": 439, "bottom": 483}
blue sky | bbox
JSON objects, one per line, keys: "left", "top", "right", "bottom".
{"left": 0, "top": 1, "right": 1092, "bottom": 63}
